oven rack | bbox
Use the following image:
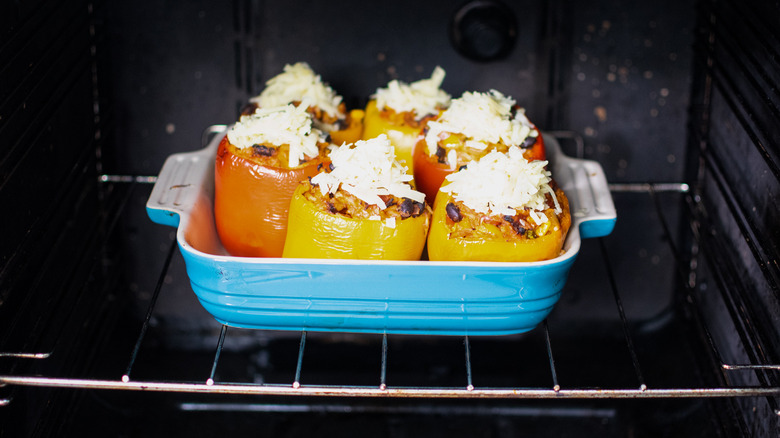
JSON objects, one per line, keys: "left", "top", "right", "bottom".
{"left": 1, "top": 136, "right": 778, "bottom": 414}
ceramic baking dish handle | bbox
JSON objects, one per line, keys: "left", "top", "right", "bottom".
{"left": 559, "top": 157, "right": 617, "bottom": 239}
{"left": 146, "top": 131, "right": 223, "bottom": 228}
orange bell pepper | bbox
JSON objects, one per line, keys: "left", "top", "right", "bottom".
{"left": 412, "top": 127, "right": 546, "bottom": 204}
{"left": 426, "top": 186, "right": 570, "bottom": 263}
{"left": 282, "top": 183, "right": 430, "bottom": 260}
{"left": 214, "top": 137, "right": 325, "bottom": 257}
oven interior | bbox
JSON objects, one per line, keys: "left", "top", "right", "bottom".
{"left": 1, "top": 0, "right": 779, "bottom": 436}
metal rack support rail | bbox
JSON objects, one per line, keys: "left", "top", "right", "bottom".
{"left": 1, "top": 375, "right": 779, "bottom": 399}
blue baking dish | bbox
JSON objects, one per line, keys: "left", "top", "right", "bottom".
{"left": 146, "top": 127, "right": 616, "bottom": 335}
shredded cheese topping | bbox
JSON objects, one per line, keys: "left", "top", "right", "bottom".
{"left": 250, "top": 62, "right": 344, "bottom": 121}
{"left": 311, "top": 134, "right": 426, "bottom": 209}
{"left": 424, "top": 89, "right": 537, "bottom": 155}
{"left": 375, "top": 66, "right": 451, "bottom": 119}
{"left": 227, "top": 104, "right": 326, "bottom": 168}
{"left": 442, "top": 148, "right": 561, "bottom": 225}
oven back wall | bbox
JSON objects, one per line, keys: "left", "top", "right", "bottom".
{"left": 102, "top": 0, "right": 694, "bottom": 180}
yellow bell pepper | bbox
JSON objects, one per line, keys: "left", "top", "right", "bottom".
{"left": 242, "top": 103, "right": 364, "bottom": 147}
{"left": 329, "top": 109, "right": 365, "bottom": 146}
{"left": 362, "top": 99, "right": 426, "bottom": 174}
{"left": 427, "top": 189, "right": 571, "bottom": 262}
{"left": 283, "top": 183, "right": 430, "bottom": 260}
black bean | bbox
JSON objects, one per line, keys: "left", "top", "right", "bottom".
{"left": 327, "top": 202, "right": 337, "bottom": 214}
{"left": 398, "top": 198, "right": 426, "bottom": 218}
{"left": 436, "top": 145, "right": 447, "bottom": 164}
{"left": 329, "top": 162, "right": 335, "bottom": 171}
{"left": 398, "top": 198, "right": 414, "bottom": 218}
{"left": 412, "top": 201, "right": 424, "bottom": 217}
{"left": 252, "top": 144, "right": 276, "bottom": 156}
{"left": 503, "top": 215, "right": 526, "bottom": 234}
{"left": 446, "top": 202, "right": 462, "bottom": 222}
{"left": 521, "top": 135, "right": 537, "bottom": 149}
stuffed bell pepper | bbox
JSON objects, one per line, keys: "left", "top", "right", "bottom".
{"left": 215, "top": 104, "right": 331, "bottom": 257}
{"left": 413, "top": 89, "right": 545, "bottom": 203}
{"left": 427, "top": 147, "right": 570, "bottom": 262}
{"left": 283, "top": 134, "right": 431, "bottom": 260}
{"left": 362, "top": 66, "right": 451, "bottom": 173}
{"left": 244, "top": 62, "right": 363, "bottom": 145}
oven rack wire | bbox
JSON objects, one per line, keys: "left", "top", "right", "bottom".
{"left": 1, "top": 134, "right": 778, "bottom": 414}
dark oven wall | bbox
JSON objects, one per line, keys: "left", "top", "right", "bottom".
{"left": 0, "top": 0, "right": 128, "bottom": 433}
{"left": 688, "top": 0, "right": 780, "bottom": 433}
{"left": 97, "top": 0, "right": 696, "bottom": 343}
